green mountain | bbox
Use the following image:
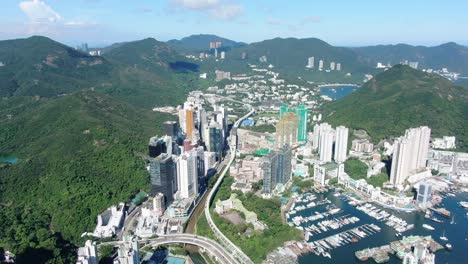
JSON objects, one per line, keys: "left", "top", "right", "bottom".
{"left": 217, "top": 37, "right": 373, "bottom": 83}
{"left": 353, "top": 42, "right": 468, "bottom": 75}
{"left": 0, "top": 91, "right": 175, "bottom": 263}
{"left": 324, "top": 65, "right": 468, "bottom": 150}
{"left": 0, "top": 36, "right": 113, "bottom": 97}
{"left": 0, "top": 36, "right": 201, "bottom": 109}
{"left": 100, "top": 38, "right": 200, "bottom": 108}
{"left": 167, "top": 34, "right": 245, "bottom": 53}
{"left": 0, "top": 36, "right": 201, "bottom": 263}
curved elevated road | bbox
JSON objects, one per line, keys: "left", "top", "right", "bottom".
{"left": 99, "top": 234, "right": 238, "bottom": 264}
{"left": 203, "top": 99, "right": 255, "bottom": 264}
{"left": 97, "top": 97, "right": 255, "bottom": 264}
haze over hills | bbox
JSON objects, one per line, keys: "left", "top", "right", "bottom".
{"left": 324, "top": 64, "right": 468, "bottom": 150}
{"left": 353, "top": 42, "right": 468, "bottom": 75}
{"left": 204, "top": 37, "right": 373, "bottom": 83}
{"left": 167, "top": 34, "right": 246, "bottom": 53}
{"left": 0, "top": 36, "right": 113, "bottom": 97}
{"left": 165, "top": 35, "right": 468, "bottom": 82}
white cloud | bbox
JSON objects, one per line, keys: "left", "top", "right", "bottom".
{"left": 301, "top": 16, "right": 321, "bottom": 24}
{"left": 19, "top": 0, "right": 62, "bottom": 23}
{"left": 171, "top": 0, "right": 243, "bottom": 20}
{"left": 211, "top": 4, "right": 243, "bottom": 20}
{"left": 266, "top": 18, "right": 281, "bottom": 26}
{"left": 64, "top": 20, "right": 97, "bottom": 27}
{"left": 16, "top": 0, "right": 100, "bottom": 37}
{"left": 172, "top": 0, "right": 220, "bottom": 10}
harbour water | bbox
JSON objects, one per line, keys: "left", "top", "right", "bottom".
{"left": 296, "top": 190, "right": 468, "bottom": 264}
{"left": 319, "top": 85, "right": 359, "bottom": 100}
{"left": 0, "top": 156, "right": 18, "bottom": 164}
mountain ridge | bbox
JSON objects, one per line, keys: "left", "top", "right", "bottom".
{"left": 324, "top": 64, "right": 468, "bottom": 150}
{"left": 167, "top": 34, "right": 246, "bottom": 52}
{"left": 0, "top": 35, "right": 202, "bottom": 109}
{"left": 353, "top": 42, "right": 468, "bottom": 74}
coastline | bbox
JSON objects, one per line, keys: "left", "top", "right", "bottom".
{"left": 317, "top": 83, "right": 360, "bottom": 88}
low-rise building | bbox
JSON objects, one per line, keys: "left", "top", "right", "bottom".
{"left": 166, "top": 198, "right": 195, "bottom": 219}
{"left": 350, "top": 139, "right": 374, "bottom": 157}
{"left": 135, "top": 207, "right": 159, "bottom": 238}
{"left": 313, "top": 162, "right": 344, "bottom": 186}
{"left": 367, "top": 161, "right": 386, "bottom": 177}
{"left": 427, "top": 149, "right": 468, "bottom": 175}
{"left": 76, "top": 240, "right": 98, "bottom": 264}
{"left": 230, "top": 156, "right": 264, "bottom": 184}
{"left": 92, "top": 203, "right": 126, "bottom": 238}
{"left": 432, "top": 136, "right": 456, "bottom": 149}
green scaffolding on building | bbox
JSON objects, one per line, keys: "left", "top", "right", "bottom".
{"left": 279, "top": 103, "right": 308, "bottom": 142}
{"left": 255, "top": 148, "right": 270, "bottom": 156}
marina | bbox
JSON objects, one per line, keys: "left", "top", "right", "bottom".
{"left": 292, "top": 188, "right": 468, "bottom": 264}
{"left": 355, "top": 203, "right": 414, "bottom": 234}
{"left": 308, "top": 224, "right": 382, "bottom": 257}
{"left": 355, "top": 235, "right": 443, "bottom": 263}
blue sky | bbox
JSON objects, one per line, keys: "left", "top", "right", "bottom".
{"left": 1, "top": 0, "right": 467, "bottom": 47}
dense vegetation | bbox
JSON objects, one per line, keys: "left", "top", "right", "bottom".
{"left": 367, "top": 173, "right": 389, "bottom": 188}
{"left": 325, "top": 65, "right": 468, "bottom": 151}
{"left": 242, "top": 124, "right": 276, "bottom": 133}
{"left": 100, "top": 38, "right": 201, "bottom": 108}
{"left": 203, "top": 175, "right": 301, "bottom": 263}
{"left": 0, "top": 91, "right": 174, "bottom": 263}
{"left": 353, "top": 42, "right": 468, "bottom": 75}
{"left": 0, "top": 36, "right": 113, "bottom": 97}
{"left": 344, "top": 159, "right": 368, "bottom": 180}
{"left": 0, "top": 36, "right": 202, "bottom": 109}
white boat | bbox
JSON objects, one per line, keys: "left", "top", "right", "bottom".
{"left": 422, "top": 224, "right": 435, "bottom": 231}
{"left": 460, "top": 201, "right": 468, "bottom": 209}
{"left": 440, "top": 230, "right": 448, "bottom": 241}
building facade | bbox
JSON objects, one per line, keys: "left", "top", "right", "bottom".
{"left": 149, "top": 154, "right": 177, "bottom": 205}
{"left": 390, "top": 126, "right": 431, "bottom": 186}
{"left": 177, "top": 151, "right": 198, "bottom": 199}
{"left": 334, "top": 126, "right": 349, "bottom": 163}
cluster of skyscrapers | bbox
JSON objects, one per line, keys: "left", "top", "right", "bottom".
{"left": 390, "top": 126, "right": 431, "bottom": 186}
{"left": 312, "top": 123, "right": 349, "bottom": 164}
{"left": 306, "top": 57, "right": 341, "bottom": 71}
{"left": 148, "top": 97, "right": 226, "bottom": 215}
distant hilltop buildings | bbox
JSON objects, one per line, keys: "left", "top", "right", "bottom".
{"left": 215, "top": 70, "right": 231, "bottom": 81}
{"left": 209, "top": 41, "right": 222, "bottom": 49}
{"left": 306, "top": 56, "right": 341, "bottom": 71}
{"left": 75, "top": 43, "right": 101, "bottom": 56}
{"left": 306, "top": 57, "right": 315, "bottom": 68}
